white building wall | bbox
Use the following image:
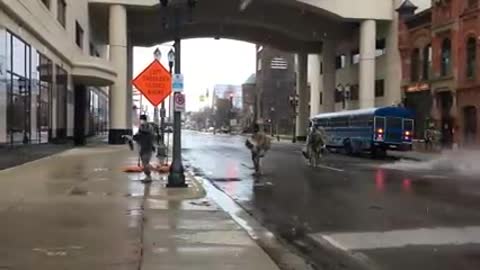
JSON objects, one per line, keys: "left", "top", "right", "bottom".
{"left": 310, "top": 20, "right": 397, "bottom": 113}
{"left": 0, "top": 0, "right": 110, "bottom": 143}
{"left": 0, "top": 26, "right": 6, "bottom": 143}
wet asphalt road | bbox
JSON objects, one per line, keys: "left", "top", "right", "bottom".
{"left": 183, "top": 130, "right": 480, "bottom": 270}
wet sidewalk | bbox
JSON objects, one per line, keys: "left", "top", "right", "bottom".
{"left": 0, "top": 143, "right": 73, "bottom": 170}
{"left": 0, "top": 145, "right": 279, "bottom": 270}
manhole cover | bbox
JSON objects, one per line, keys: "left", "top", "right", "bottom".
{"left": 69, "top": 187, "right": 90, "bottom": 196}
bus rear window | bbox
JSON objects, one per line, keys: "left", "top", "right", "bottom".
{"left": 404, "top": 119, "right": 414, "bottom": 131}
{"left": 387, "top": 117, "right": 402, "bottom": 129}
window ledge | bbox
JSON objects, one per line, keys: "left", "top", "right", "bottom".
{"left": 72, "top": 56, "right": 117, "bottom": 86}
{"left": 432, "top": 75, "right": 455, "bottom": 82}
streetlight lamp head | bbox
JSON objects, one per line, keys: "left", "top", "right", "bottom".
{"left": 168, "top": 48, "right": 175, "bottom": 64}
{"left": 154, "top": 48, "right": 162, "bottom": 61}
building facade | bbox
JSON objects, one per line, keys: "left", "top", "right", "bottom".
{"left": 241, "top": 73, "right": 256, "bottom": 132}
{"left": 256, "top": 45, "right": 296, "bottom": 135}
{"left": 0, "top": 0, "right": 115, "bottom": 146}
{"left": 398, "top": 0, "right": 480, "bottom": 147}
{"left": 307, "top": 17, "right": 402, "bottom": 115}
{"left": 1, "top": 0, "right": 408, "bottom": 144}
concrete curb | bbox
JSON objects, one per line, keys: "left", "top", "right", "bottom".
{"left": 304, "top": 233, "right": 381, "bottom": 270}
{"left": 185, "top": 163, "right": 314, "bottom": 270}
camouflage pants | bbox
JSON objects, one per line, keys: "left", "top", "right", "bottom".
{"left": 140, "top": 151, "right": 153, "bottom": 177}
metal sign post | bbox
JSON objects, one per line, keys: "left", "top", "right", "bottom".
{"left": 168, "top": 39, "right": 187, "bottom": 188}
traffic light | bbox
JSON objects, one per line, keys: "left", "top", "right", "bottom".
{"left": 160, "top": 0, "right": 168, "bottom": 7}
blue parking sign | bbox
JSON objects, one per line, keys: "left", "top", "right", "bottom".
{"left": 173, "top": 74, "right": 184, "bottom": 92}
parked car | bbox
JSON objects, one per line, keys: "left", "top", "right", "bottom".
{"left": 220, "top": 126, "right": 231, "bottom": 133}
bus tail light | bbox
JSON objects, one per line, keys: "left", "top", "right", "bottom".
{"left": 404, "top": 131, "right": 412, "bottom": 141}
{"left": 375, "top": 128, "right": 384, "bottom": 141}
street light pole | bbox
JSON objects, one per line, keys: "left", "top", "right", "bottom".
{"left": 289, "top": 94, "right": 298, "bottom": 143}
{"left": 167, "top": 39, "right": 186, "bottom": 187}
{"left": 229, "top": 93, "right": 234, "bottom": 131}
{"left": 154, "top": 48, "right": 167, "bottom": 157}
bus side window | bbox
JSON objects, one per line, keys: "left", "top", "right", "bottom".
{"left": 316, "top": 119, "right": 327, "bottom": 127}
{"left": 367, "top": 117, "right": 374, "bottom": 127}
{"left": 330, "top": 118, "right": 337, "bottom": 127}
{"left": 374, "top": 117, "right": 386, "bottom": 130}
{"left": 351, "top": 116, "right": 360, "bottom": 127}
{"left": 335, "top": 117, "right": 348, "bottom": 127}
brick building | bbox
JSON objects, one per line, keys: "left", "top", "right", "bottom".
{"left": 256, "top": 45, "right": 296, "bottom": 135}
{"left": 241, "top": 74, "right": 256, "bottom": 132}
{"left": 398, "top": 0, "right": 480, "bottom": 147}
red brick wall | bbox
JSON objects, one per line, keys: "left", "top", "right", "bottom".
{"left": 399, "top": 0, "right": 480, "bottom": 146}
{"left": 457, "top": 12, "right": 479, "bottom": 88}
{"left": 457, "top": 89, "right": 480, "bottom": 145}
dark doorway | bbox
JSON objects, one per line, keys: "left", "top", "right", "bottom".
{"left": 404, "top": 90, "right": 432, "bottom": 139}
{"left": 74, "top": 85, "right": 87, "bottom": 146}
{"left": 438, "top": 91, "right": 454, "bottom": 147}
{"left": 463, "top": 106, "right": 477, "bottom": 145}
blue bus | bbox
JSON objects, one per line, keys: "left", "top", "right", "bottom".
{"left": 311, "top": 107, "right": 415, "bottom": 157}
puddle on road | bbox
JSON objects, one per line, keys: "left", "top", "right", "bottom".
{"left": 126, "top": 209, "right": 143, "bottom": 216}
{"left": 211, "top": 178, "right": 242, "bottom": 182}
{"left": 32, "top": 246, "right": 84, "bottom": 257}
{"left": 69, "top": 187, "right": 91, "bottom": 196}
{"left": 69, "top": 187, "right": 115, "bottom": 197}
{"left": 151, "top": 246, "right": 244, "bottom": 255}
{"left": 125, "top": 192, "right": 144, "bottom": 198}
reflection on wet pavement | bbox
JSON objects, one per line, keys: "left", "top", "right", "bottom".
{"left": 0, "top": 147, "right": 146, "bottom": 269}
{"left": 182, "top": 131, "right": 480, "bottom": 270}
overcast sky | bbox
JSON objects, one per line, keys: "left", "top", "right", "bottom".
{"left": 413, "top": 0, "right": 431, "bottom": 11}
{"left": 133, "top": 0, "right": 432, "bottom": 114}
{"left": 133, "top": 39, "right": 256, "bottom": 113}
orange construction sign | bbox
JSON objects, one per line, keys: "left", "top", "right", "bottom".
{"left": 132, "top": 60, "right": 172, "bottom": 107}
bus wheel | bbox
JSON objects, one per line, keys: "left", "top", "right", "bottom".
{"left": 371, "top": 147, "right": 386, "bottom": 159}
{"left": 344, "top": 140, "right": 353, "bottom": 155}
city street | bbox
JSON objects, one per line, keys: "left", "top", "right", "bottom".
{"left": 183, "top": 130, "right": 480, "bottom": 270}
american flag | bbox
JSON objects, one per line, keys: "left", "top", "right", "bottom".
{"left": 270, "top": 57, "right": 288, "bottom": 70}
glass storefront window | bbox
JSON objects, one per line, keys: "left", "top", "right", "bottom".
{"left": 6, "top": 32, "right": 31, "bottom": 145}
{"left": 87, "top": 87, "right": 108, "bottom": 136}
{"left": 55, "top": 65, "right": 68, "bottom": 139}
{"left": 4, "top": 30, "right": 53, "bottom": 145}
{"left": 12, "top": 37, "right": 27, "bottom": 77}
{"left": 37, "top": 52, "right": 52, "bottom": 143}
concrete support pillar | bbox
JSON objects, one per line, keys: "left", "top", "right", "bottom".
{"left": 127, "top": 41, "right": 133, "bottom": 129}
{"left": 296, "top": 53, "right": 308, "bottom": 141}
{"left": 74, "top": 85, "right": 87, "bottom": 146}
{"left": 386, "top": 0, "right": 402, "bottom": 106}
{"left": 108, "top": 4, "right": 130, "bottom": 144}
{"left": 359, "top": 19, "right": 376, "bottom": 109}
{"left": 309, "top": 54, "right": 321, "bottom": 117}
{"left": 322, "top": 40, "right": 336, "bottom": 112}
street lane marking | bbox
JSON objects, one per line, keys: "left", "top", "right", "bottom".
{"left": 422, "top": 174, "right": 449, "bottom": 179}
{"left": 309, "top": 226, "right": 480, "bottom": 251}
{"left": 315, "top": 164, "right": 345, "bottom": 172}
